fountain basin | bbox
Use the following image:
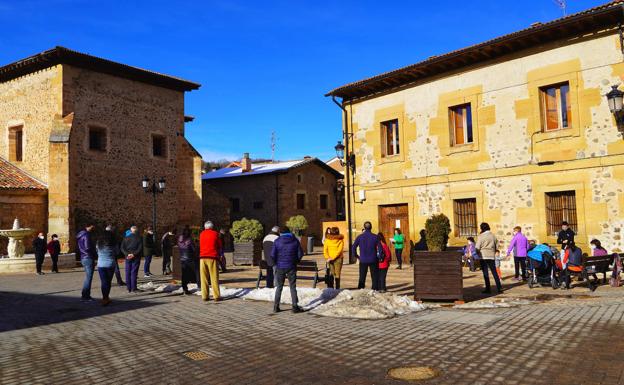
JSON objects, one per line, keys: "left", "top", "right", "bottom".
{"left": 0, "top": 253, "right": 78, "bottom": 274}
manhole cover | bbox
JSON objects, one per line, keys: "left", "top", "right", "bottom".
{"left": 387, "top": 366, "right": 440, "bottom": 381}
{"left": 182, "top": 351, "right": 212, "bottom": 361}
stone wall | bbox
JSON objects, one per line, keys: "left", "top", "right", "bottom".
{"left": 201, "top": 183, "right": 231, "bottom": 230}
{"left": 0, "top": 66, "right": 63, "bottom": 183}
{"left": 0, "top": 190, "right": 47, "bottom": 255}
{"left": 345, "top": 30, "right": 624, "bottom": 253}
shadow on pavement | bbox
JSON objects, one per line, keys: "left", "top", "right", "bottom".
{"left": 0, "top": 291, "right": 164, "bottom": 333}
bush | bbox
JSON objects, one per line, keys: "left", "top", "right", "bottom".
{"left": 230, "top": 218, "right": 264, "bottom": 242}
{"left": 286, "top": 215, "right": 308, "bottom": 236}
{"left": 424, "top": 214, "right": 451, "bottom": 252}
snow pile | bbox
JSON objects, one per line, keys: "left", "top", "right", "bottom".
{"left": 137, "top": 282, "right": 181, "bottom": 293}
{"left": 193, "top": 286, "right": 251, "bottom": 299}
{"left": 454, "top": 298, "right": 534, "bottom": 309}
{"left": 243, "top": 288, "right": 428, "bottom": 319}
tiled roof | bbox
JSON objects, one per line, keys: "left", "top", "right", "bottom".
{"left": 0, "top": 157, "right": 47, "bottom": 190}
{"left": 327, "top": 0, "right": 624, "bottom": 100}
{"left": 0, "top": 46, "right": 200, "bottom": 92}
{"left": 202, "top": 157, "right": 342, "bottom": 180}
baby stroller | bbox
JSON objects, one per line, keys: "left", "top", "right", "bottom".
{"left": 527, "top": 244, "right": 559, "bottom": 289}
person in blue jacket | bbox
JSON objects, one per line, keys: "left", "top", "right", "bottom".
{"left": 271, "top": 227, "right": 304, "bottom": 313}
{"left": 352, "top": 221, "right": 381, "bottom": 290}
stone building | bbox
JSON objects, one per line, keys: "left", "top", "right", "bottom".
{"left": 326, "top": 2, "right": 624, "bottom": 257}
{"left": 202, "top": 154, "right": 343, "bottom": 239}
{"left": 0, "top": 46, "right": 202, "bottom": 253}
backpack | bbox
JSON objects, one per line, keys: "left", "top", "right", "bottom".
{"left": 377, "top": 244, "right": 385, "bottom": 262}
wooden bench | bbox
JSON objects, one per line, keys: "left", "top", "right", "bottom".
{"left": 566, "top": 254, "right": 613, "bottom": 291}
{"left": 256, "top": 260, "right": 323, "bottom": 289}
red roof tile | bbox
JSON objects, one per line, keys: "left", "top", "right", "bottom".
{"left": 0, "top": 157, "right": 47, "bottom": 190}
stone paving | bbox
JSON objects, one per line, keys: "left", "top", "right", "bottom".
{"left": 1, "top": 256, "right": 624, "bottom": 384}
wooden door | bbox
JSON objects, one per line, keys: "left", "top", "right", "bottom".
{"left": 378, "top": 204, "right": 410, "bottom": 259}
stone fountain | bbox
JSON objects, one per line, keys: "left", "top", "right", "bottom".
{"left": 0, "top": 218, "right": 35, "bottom": 258}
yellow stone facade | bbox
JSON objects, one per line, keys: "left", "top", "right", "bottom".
{"left": 343, "top": 31, "right": 624, "bottom": 255}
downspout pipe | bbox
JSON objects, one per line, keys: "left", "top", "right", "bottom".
{"left": 332, "top": 95, "right": 355, "bottom": 264}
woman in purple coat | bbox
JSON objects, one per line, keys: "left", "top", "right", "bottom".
{"left": 506, "top": 226, "right": 529, "bottom": 281}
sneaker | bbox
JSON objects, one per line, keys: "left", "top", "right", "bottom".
{"left": 143, "top": 274, "right": 152, "bottom": 278}
{"left": 292, "top": 306, "right": 304, "bottom": 314}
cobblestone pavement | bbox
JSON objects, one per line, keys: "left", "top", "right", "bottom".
{"left": 2, "top": 257, "right": 624, "bottom": 384}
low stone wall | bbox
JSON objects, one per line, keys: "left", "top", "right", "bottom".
{"left": 0, "top": 253, "right": 77, "bottom": 274}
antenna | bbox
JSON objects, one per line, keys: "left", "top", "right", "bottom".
{"left": 553, "top": 0, "right": 566, "bottom": 16}
{"left": 270, "top": 130, "right": 277, "bottom": 162}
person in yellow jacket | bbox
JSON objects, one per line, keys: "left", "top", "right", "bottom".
{"left": 323, "top": 227, "right": 344, "bottom": 289}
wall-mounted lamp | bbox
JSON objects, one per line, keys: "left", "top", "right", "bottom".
{"left": 606, "top": 84, "right": 624, "bottom": 136}
{"left": 334, "top": 140, "right": 356, "bottom": 175}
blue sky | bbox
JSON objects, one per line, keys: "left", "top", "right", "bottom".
{"left": 0, "top": 0, "right": 604, "bottom": 161}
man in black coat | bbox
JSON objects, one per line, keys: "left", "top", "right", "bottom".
{"left": 557, "top": 221, "right": 575, "bottom": 250}
{"left": 32, "top": 232, "right": 47, "bottom": 275}
{"left": 121, "top": 226, "right": 143, "bottom": 293}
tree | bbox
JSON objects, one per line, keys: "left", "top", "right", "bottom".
{"left": 424, "top": 214, "right": 451, "bottom": 252}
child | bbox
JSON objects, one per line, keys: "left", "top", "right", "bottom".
{"left": 494, "top": 250, "right": 503, "bottom": 281}
{"left": 377, "top": 233, "right": 392, "bottom": 293}
{"left": 463, "top": 237, "right": 478, "bottom": 272}
{"left": 46, "top": 234, "right": 61, "bottom": 273}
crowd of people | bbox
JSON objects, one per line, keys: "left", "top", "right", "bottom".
{"left": 29, "top": 216, "right": 619, "bottom": 308}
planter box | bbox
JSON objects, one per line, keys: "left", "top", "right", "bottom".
{"left": 413, "top": 250, "right": 463, "bottom": 301}
{"left": 233, "top": 241, "right": 261, "bottom": 266}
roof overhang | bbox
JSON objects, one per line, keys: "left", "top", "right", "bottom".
{"left": 0, "top": 46, "right": 201, "bottom": 92}
{"left": 326, "top": 1, "right": 624, "bottom": 101}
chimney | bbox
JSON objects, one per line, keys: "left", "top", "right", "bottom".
{"left": 241, "top": 153, "right": 252, "bottom": 173}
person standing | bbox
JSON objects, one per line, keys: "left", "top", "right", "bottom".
{"left": 391, "top": 228, "right": 405, "bottom": 269}
{"left": 262, "top": 226, "right": 280, "bottom": 288}
{"left": 323, "top": 227, "right": 344, "bottom": 289}
{"left": 352, "top": 221, "right": 381, "bottom": 290}
{"left": 199, "top": 221, "right": 222, "bottom": 302}
{"left": 161, "top": 230, "right": 174, "bottom": 275}
{"left": 46, "top": 234, "right": 61, "bottom": 273}
{"left": 105, "top": 225, "right": 125, "bottom": 286}
{"left": 178, "top": 226, "right": 197, "bottom": 295}
{"left": 475, "top": 222, "right": 502, "bottom": 294}
{"left": 218, "top": 229, "right": 228, "bottom": 273}
{"left": 121, "top": 226, "right": 143, "bottom": 293}
{"left": 271, "top": 227, "right": 304, "bottom": 313}
{"left": 33, "top": 232, "right": 47, "bottom": 275}
{"left": 377, "top": 233, "right": 392, "bottom": 293}
{"left": 77, "top": 224, "right": 97, "bottom": 301}
{"left": 142, "top": 226, "right": 155, "bottom": 277}
{"left": 557, "top": 221, "right": 575, "bottom": 250}
{"left": 96, "top": 231, "right": 117, "bottom": 306}
{"left": 506, "top": 226, "right": 529, "bottom": 281}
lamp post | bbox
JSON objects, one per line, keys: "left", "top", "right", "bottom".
{"left": 334, "top": 140, "right": 357, "bottom": 263}
{"left": 606, "top": 84, "right": 624, "bottom": 136}
{"left": 142, "top": 176, "right": 165, "bottom": 243}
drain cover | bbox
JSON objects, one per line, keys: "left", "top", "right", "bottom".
{"left": 387, "top": 366, "right": 440, "bottom": 381}
{"left": 182, "top": 351, "right": 212, "bottom": 361}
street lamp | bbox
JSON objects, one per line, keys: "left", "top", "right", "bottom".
{"left": 334, "top": 140, "right": 356, "bottom": 174}
{"left": 606, "top": 84, "right": 624, "bottom": 136}
{"left": 142, "top": 175, "right": 166, "bottom": 243}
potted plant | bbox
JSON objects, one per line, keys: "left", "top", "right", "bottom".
{"left": 230, "top": 218, "right": 264, "bottom": 265}
{"left": 414, "top": 213, "right": 463, "bottom": 302}
{"left": 286, "top": 215, "right": 309, "bottom": 254}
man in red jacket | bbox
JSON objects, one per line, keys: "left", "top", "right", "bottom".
{"left": 199, "top": 221, "right": 222, "bottom": 301}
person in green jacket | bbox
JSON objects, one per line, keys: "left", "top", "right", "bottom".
{"left": 143, "top": 226, "right": 156, "bottom": 277}
{"left": 391, "top": 228, "right": 405, "bottom": 269}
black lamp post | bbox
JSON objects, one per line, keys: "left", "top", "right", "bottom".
{"left": 142, "top": 176, "right": 165, "bottom": 242}
{"left": 334, "top": 140, "right": 357, "bottom": 263}
{"left": 334, "top": 141, "right": 356, "bottom": 174}
{"left": 606, "top": 84, "right": 624, "bottom": 136}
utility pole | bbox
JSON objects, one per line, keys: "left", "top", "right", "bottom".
{"left": 553, "top": 0, "right": 566, "bottom": 16}
{"left": 270, "top": 130, "right": 276, "bottom": 162}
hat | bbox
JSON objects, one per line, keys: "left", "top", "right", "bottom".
{"left": 271, "top": 226, "right": 280, "bottom": 233}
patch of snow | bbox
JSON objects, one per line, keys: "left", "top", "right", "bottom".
{"left": 454, "top": 298, "right": 534, "bottom": 309}
{"left": 192, "top": 286, "right": 250, "bottom": 299}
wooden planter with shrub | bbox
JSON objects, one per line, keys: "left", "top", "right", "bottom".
{"left": 230, "top": 218, "right": 264, "bottom": 266}
{"left": 413, "top": 214, "right": 463, "bottom": 302}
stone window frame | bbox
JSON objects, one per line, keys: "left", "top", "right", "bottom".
{"left": 447, "top": 189, "right": 484, "bottom": 244}
{"left": 442, "top": 94, "right": 480, "bottom": 156}
{"left": 534, "top": 182, "right": 586, "bottom": 244}
{"left": 295, "top": 191, "right": 306, "bottom": 210}
{"left": 6, "top": 122, "right": 25, "bottom": 162}
{"left": 150, "top": 132, "right": 168, "bottom": 160}
{"left": 86, "top": 124, "right": 109, "bottom": 153}
{"left": 375, "top": 109, "right": 406, "bottom": 165}
{"left": 297, "top": 173, "right": 303, "bottom": 184}
{"left": 529, "top": 73, "right": 581, "bottom": 144}
{"left": 318, "top": 191, "right": 330, "bottom": 211}
{"left": 320, "top": 175, "right": 325, "bottom": 185}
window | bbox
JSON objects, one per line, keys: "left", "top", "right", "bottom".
{"left": 453, "top": 198, "right": 478, "bottom": 237}
{"left": 546, "top": 191, "right": 577, "bottom": 236}
{"left": 152, "top": 134, "right": 167, "bottom": 158}
{"left": 8, "top": 126, "right": 23, "bottom": 162}
{"left": 320, "top": 175, "right": 325, "bottom": 185}
{"left": 297, "top": 174, "right": 303, "bottom": 184}
{"left": 88, "top": 126, "right": 107, "bottom": 152}
{"left": 381, "top": 119, "right": 400, "bottom": 156}
{"left": 253, "top": 201, "right": 264, "bottom": 210}
{"left": 319, "top": 194, "right": 328, "bottom": 210}
{"left": 449, "top": 104, "right": 473, "bottom": 146}
{"left": 231, "top": 198, "right": 240, "bottom": 213}
{"left": 540, "top": 82, "right": 571, "bottom": 131}
{"left": 296, "top": 193, "right": 305, "bottom": 210}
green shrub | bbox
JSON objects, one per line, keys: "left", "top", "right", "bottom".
{"left": 286, "top": 215, "right": 308, "bottom": 236}
{"left": 424, "top": 213, "right": 451, "bottom": 251}
{"left": 230, "top": 218, "right": 264, "bottom": 242}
